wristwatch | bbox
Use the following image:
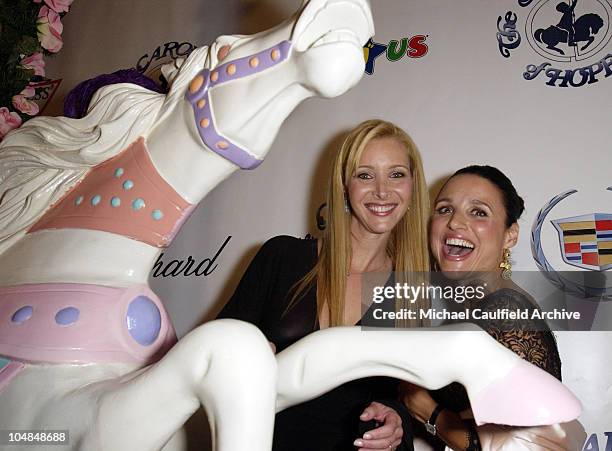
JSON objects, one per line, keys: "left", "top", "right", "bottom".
{"left": 425, "top": 405, "right": 444, "bottom": 436}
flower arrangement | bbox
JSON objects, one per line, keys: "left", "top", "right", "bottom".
{"left": 0, "top": 0, "right": 74, "bottom": 140}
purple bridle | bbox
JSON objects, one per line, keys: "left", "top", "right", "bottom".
{"left": 185, "top": 41, "right": 292, "bottom": 170}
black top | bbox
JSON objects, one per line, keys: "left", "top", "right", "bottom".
{"left": 218, "top": 235, "right": 414, "bottom": 451}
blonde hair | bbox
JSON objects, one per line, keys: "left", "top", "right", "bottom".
{"left": 0, "top": 45, "right": 210, "bottom": 255}
{"left": 292, "top": 119, "right": 430, "bottom": 327}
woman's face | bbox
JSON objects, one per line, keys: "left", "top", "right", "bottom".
{"left": 347, "top": 137, "right": 413, "bottom": 237}
{"left": 430, "top": 174, "right": 518, "bottom": 274}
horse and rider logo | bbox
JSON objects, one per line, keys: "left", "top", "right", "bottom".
{"left": 527, "top": 0, "right": 608, "bottom": 61}
{"left": 497, "top": 0, "right": 612, "bottom": 86}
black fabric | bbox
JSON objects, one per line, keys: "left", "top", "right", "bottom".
{"left": 218, "top": 235, "right": 414, "bottom": 451}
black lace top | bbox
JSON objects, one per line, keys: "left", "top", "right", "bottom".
{"left": 427, "top": 287, "right": 562, "bottom": 450}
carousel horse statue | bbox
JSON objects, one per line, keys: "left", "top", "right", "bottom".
{"left": 0, "top": 0, "right": 581, "bottom": 450}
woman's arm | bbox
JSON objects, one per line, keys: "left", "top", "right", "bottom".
{"left": 401, "top": 288, "right": 564, "bottom": 451}
{"left": 401, "top": 382, "right": 480, "bottom": 451}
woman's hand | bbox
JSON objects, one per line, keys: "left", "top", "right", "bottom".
{"left": 353, "top": 401, "right": 403, "bottom": 450}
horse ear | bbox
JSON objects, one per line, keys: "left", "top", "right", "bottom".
{"left": 161, "top": 58, "right": 185, "bottom": 86}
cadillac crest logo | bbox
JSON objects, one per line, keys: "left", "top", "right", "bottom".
{"left": 532, "top": 188, "right": 612, "bottom": 298}
{"left": 552, "top": 213, "right": 612, "bottom": 270}
{"left": 497, "top": 0, "right": 612, "bottom": 86}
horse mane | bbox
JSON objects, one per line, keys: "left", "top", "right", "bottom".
{"left": 0, "top": 45, "right": 210, "bottom": 256}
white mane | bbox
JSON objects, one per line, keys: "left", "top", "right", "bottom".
{"left": 0, "top": 46, "right": 210, "bottom": 255}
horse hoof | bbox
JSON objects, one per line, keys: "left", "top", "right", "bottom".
{"left": 470, "top": 358, "right": 582, "bottom": 427}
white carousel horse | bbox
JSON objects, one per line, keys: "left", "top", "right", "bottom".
{"left": 0, "top": 1, "right": 581, "bottom": 450}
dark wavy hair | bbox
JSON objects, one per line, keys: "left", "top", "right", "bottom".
{"left": 450, "top": 165, "right": 525, "bottom": 227}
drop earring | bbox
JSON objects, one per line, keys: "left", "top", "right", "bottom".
{"left": 499, "top": 248, "right": 512, "bottom": 280}
{"left": 343, "top": 192, "right": 350, "bottom": 214}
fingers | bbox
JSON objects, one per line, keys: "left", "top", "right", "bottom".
{"left": 353, "top": 426, "right": 402, "bottom": 450}
{"left": 360, "top": 401, "right": 387, "bottom": 422}
{"left": 354, "top": 409, "right": 403, "bottom": 450}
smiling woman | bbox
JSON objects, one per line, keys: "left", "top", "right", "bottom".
{"left": 430, "top": 169, "right": 520, "bottom": 277}
{"left": 348, "top": 136, "right": 414, "bottom": 237}
{"left": 218, "top": 119, "right": 430, "bottom": 451}
{"left": 401, "top": 165, "right": 582, "bottom": 451}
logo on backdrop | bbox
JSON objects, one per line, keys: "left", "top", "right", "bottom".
{"left": 496, "top": 0, "right": 612, "bottom": 87}
{"left": 531, "top": 187, "right": 612, "bottom": 298}
{"left": 29, "top": 79, "right": 62, "bottom": 116}
{"left": 363, "top": 36, "right": 429, "bottom": 75}
{"left": 553, "top": 213, "right": 612, "bottom": 270}
{"left": 582, "top": 431, "right": 612, "bottom": 451}
{"left": 136, "top": 41, "right": 196, "bottom": 87}
{"left": 135, "top": 38, "right": 427, "bottom": 79}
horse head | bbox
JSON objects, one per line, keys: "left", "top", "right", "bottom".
{"left": 148, "top": 0, "right": 373, "bottom": 193}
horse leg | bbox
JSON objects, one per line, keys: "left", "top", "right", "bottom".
{"left": 547, "top": 43, "right": 565, "bottom": 55}
{"left": 88, "top": 319, "right": 277, "bottom": 451}
{"left": 275, "top": 325, "right": 581, "bottom": 427}
{"left": 581, "top": 35, "right": 594, "bottom": 51}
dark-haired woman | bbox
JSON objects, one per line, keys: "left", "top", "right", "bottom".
{"left": 402, "top": 165, "right": 584, "bottom": 450}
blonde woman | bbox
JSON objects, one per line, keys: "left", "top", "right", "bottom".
{"left": 219, "top": 119, "right": 430, "bottom": 451}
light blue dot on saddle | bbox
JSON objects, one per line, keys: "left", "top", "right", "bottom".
{"left": 132, "top": 198, "right": 145, "bottom": 210}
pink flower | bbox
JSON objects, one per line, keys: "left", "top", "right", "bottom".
{"left": 20, "top": 52, "right": 46, "bottom": 77}
{"left": 33, "top": 0, "right": 74, "bottom": 13}
{"left": 37, "top": 6, "right": 63, "bottom": 53}
{"left": 12, "top": 86, "right": 40, "bottom": 116}
{"left": 0, "top": 107, "right": 23, "bottom": 141}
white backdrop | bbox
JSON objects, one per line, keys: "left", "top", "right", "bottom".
{"left": 44, "top": 0, "right": 611, "bottom": 448}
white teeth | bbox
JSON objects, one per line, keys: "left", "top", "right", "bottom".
{"left": 367, "top": 204, "right": 394, "bottom": 213}
{"left": 446, "top": 238, "right": 474, "bottom": 248}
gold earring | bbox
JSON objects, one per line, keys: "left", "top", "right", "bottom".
{"left": 499, "top": 248, "right": 512, "bottom": 280}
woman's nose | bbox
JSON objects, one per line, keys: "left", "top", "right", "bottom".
{"left": 374, "top": 178, "right": 389, "bottom": 199}
{"left": 448, "top": 211, "right": 467, "bottom": 230}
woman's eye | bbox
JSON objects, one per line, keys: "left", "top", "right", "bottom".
{"left": 436, "top": 206, "right": 452, "bottom": 214}
{"left": 472, "top": 209, "right": 487, "bottom": 217}
{"left": 390, "top": 171, "right": 405, "bottom": 178}
{"left": 357, "top": 172, "right": 373, "bottom": 180}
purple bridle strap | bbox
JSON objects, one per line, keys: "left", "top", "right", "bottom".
{"left": 185, "top": 40, "right": 292, "bottom": 170}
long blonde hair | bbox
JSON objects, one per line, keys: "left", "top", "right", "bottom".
{"left": 293, "top": 119, "right": 430, "bottom": 327}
